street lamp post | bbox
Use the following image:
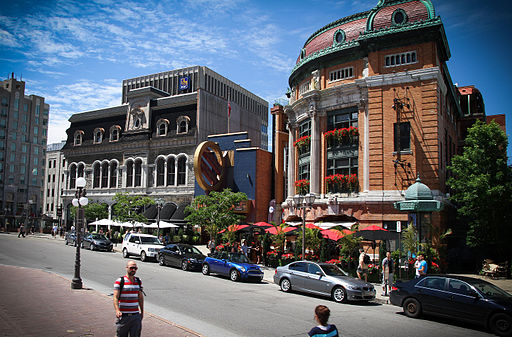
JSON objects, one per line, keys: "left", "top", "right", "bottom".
{"left": 71, "top": 177, "right": 88, "bottom": 289}
{"left": 288, "top": 193, "right": 316, "bottom": 260}
{"left": 155, "top": 198, "right": 164, "bottom": 236}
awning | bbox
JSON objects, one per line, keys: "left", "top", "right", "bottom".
{"left": 143, "top": 205, "right": 158, "bottom": 220}
{"left": 160, "top": 203, "right": 177, "bottom": 220}
{"left": 285, "top": 221, "right": 356, "bottom": 229}
{"left": 170, "top": 203, "right": 190, "bottom": 222}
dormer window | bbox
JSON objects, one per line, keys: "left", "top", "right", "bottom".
{"left": 176, "top": 116, "right": 190, "bottom": 134}
{"left": 93, "top": 128, "right": 104, "bottom": 144}
{"left": 134, "top": 117, "right": 141, "bottom": 129}
{"left": 156, "top": 119, "right": 169, "bottom": 137}
{"left": 333, "top": 29, "right": 346, "bottom": 45}
{"left": 110, "top": 125, "right": 121, "bottom": 142}
{"left": 392, "top": 9, "right": 408, "bottom": 25}
{"left": 74, "top": 130, "right": 84, "bottom": 146}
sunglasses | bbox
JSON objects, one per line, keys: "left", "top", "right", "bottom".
{"left": 128, "top": 266, "right": 138, "bottom": 270}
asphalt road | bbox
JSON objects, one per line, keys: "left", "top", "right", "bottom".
{"left": 0, "top": 234, "right": 494, "bottom": 337}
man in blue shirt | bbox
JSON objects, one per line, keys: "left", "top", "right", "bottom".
{"left": 417, "top": 254, "right": 427, "bottom": 277}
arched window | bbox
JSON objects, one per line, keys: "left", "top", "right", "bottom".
{"left": 69, "top": 164, "right": 77, "bottom": 189}
{"left": 167, "top": 157, "right": 175, "bottom": 186}
{"left": 176, "top": 116, "right": 190, "bottom": 134}
{"left": 93, "top": 128, "right": 104, "bottom": 144}
{"left": 110, "top": 162, "right": 118, "bottom": 188}
{"left": 110, "top": 125, "right": 121, "bottom": 142}
{"left": 93, "top": 162, "right": 100, "bottom": 188}
{"left": 156, "top": 157, "right": 165, "bottom": 186}
{"left": 126, "top": 160, "right": 133, "bottom": 187}
{"left": 177, "top": 156, "right": 186, "bottom": 185}
{"left": 156, "top": 119, "right": 169, "bottom": 137}
{"left": 74, "top": 131, "right": 83, "bottom": 146}
{"left": 101, "top": 162, "right": 109, "bottom": 187}
{"left": 77, "top": 163, "right": 85, "bottom": 178}
{"left": 134, "top": 159, "right": 142, "bottom": 187}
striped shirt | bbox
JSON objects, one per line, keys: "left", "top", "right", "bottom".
{"left": 114, "top": 276, "right": 141, "bottom": 314}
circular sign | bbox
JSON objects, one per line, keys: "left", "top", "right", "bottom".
{"left": 194, "top": 141, "right": 226, "bottom": 192}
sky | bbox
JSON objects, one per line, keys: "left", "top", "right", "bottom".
{"left": 1, "top": 0, "right": 511, "bottom": 161}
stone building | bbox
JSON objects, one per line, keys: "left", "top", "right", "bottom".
{"left": 61, "top": 66, "right": 268, "bottom": 226}
{"left": 42, "top": 141, "right": 67, "bottom": 223}
{"left": 0, "top": 74, "right": 49, "bottom": 230}
{"left": 274, "top": 0, "right": 462, "bottom": 248}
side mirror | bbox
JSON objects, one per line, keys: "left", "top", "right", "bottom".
{"left": 316, "top": 271, "right": 323, "bottom": 276}
{"left": 469, "top": 290, "right": 479, "bottom": 298}
{"left": 134, "top": 240, "right": 140, "bottom": 244}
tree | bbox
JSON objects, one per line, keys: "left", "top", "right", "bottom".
{"left": 112, "top": 193, "right": 154, "bottom": 223}
{"left": 185, "top": 189, "right": 248, "bottom": 240}
{"left": 69, "top": 202, "right": 108, "bottom": 223}
{"left": 447, "top": 120, "right": 512, "bottom": 275}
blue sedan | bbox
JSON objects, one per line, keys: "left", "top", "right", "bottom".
{"left": 202, "top": 251, "right": 263, "bottom": 282}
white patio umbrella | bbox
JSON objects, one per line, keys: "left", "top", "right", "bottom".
{"left": 89, "top": 218, "right": 118, "bottom": 232}
{"left": 119, "top": 221, "right": 145, "bottom": 228}
{"left": 144, "top": 220, "right": 179, "bottom": 229}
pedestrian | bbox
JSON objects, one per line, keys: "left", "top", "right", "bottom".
{"left": 241, "top": 239, "right": 249, "bottom": 258}
{"left": 308, "top": 305, "right": 339, "bottom": 337}
{"left": 52, "top": 224, "right": 58, "bottom": 237}
{"left": 71, "top": 224, "right": 75, "bottom": 232}
{"left": 114, "top": 260, "right": 144, "bottom": 337}
{"left": 357, "top": 248, "right": 368, "bottom": 282}
{"left": 18, "top": 223, "right": 25, "bottom": 238}
{"left": 416, "top": 254, "right": 427, "bottom": 277}
{"left": 207, "top": 238, "right": 216, "bottom": 254}
{"left": 381, "top": 251, "right": 394, "bottom": 296}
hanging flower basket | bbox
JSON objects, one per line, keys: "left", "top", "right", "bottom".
{"left": 324, "top": 127, "right": 359, "bottom": 146}
{"left": 294, "top": 135, "right": 311, "bottom": 151}
{"left": 295, "top": 179, "right": 310, "bottom": 195}
{"left": 325, "top": 174, "right": 358, "bottom": 193}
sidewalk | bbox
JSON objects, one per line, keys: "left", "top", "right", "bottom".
{"left": 0, "top": 264, "right": 202, "bottom": 337}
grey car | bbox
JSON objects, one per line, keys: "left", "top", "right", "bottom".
{"left": 274, "top": 261, "right": 376, "bottom": 303}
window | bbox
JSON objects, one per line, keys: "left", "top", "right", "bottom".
{"left": 74, "top": 131, "right": 83, "bottom": 146}
{"left": 93, "top": 128, "right": 104, "bottom": 144}
{"left": 299, "top": 81, "right": 311, "bottom": 96}
{"left": 156, "top": 119, "right": 168, "bottom": 136}
{"left": 126, "top": 161, "right": 133, "bottom": 187}
{"left": 394, "top": 122, "right": 411, "bottom": 152}
{"left": 93, "top": 163, "right": 100, "bottom": 188}
{"left": 308, "top": 263, "right": 322, "bottom": 275}
{"left": 10, "top": 143, "right": 16, "bottom": 151}
{"left": 298, "top": 163, "right": 309, "bottom": 181}
{"left": 385, "top": 51, "right": 416, "bottom": 67}
{"left": 34, "top": 147, "right": 39, "bottom": 154}
{"left": 22, "top": 144, "right": 27, "bottom": 153}
{"left": 156, "top": 158, "right": 165, "bottom": 186}
{"left": 110, "top": 126, "right": 120, "bottom": 142}
{"left": 35, "top": 100, "right": 40, "bottom": 116}
{"left": 289, "top": 262, "right": 308, "bottom": 272}
{"left": 448, "top": 279, "right": 472, "bottom": 296}
{"left": 392, "top": 9, "right": 408, "bottom": 25}
{"left": 177, "top": 156, "right": 186, "bottom": 185}
{"left": 110, "top": 162, "right": 118, "bottom": 188}
{"left": 101, "top": 162, "right": 108, "bottom": 187}
{"left": 23, "top": 103, "right": 28, "bottom": 112}
{"left": 329, "top": 67, "right": 354, "bottom": 82}
{"left": 333, "top": 29, "right": 346, "bottom": 44}
{"left": 134, "top": 160, "right": 142, "bottom": 187}
{"left": 69, "top": 164, "right": 77, "bottom": 189}
{"left": 176, "top": 116, "right": 190, "bottom": 134}
{"left": 167, "top": 157, "right": 175, "bottom": 186}
{"left": 34, "top": 157, "right": 38, "bottom": 165}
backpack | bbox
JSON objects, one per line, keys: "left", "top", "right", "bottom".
{"left": 118, "top": 276, "right": 146, "bottom": 296}
{"left": 363, "top": 254, "right": 370, "bottom": 265}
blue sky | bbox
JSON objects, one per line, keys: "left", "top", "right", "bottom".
{"left": 1, "top": 0, "right": 511, "bottom": 161}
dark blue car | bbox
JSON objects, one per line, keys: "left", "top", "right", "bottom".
{"left": 202, "top": 251, "right": 263, "bottom": 282}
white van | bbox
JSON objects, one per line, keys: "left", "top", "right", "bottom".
{"left": 122, "top": 233, "right": 163, "bottom": 262}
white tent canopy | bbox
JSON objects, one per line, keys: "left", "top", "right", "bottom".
{"left": 286, "top": 221, "right": 356, "bottom": 229}
{"left": 118, "top": 221, "right": 145, "bottom": 228}
{"left": 144, "top": 221, "right": 179, "bottom": 229}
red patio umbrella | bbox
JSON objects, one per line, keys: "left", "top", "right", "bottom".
{"left": 218, "top": 224, "right": 249, "bottom": 233}
{"left": 253, "top": 222, "right": 272, "bottom": 228}
{"left": 265, "top": 226, "right": 296, "bottom": 235}
{"left": 305, "top": 223, "right": 322, "bottom": 230}
{"left": 355, "top": 225, "right": 397, "bottom": 240}
{"left": 321, "top": 229, "right": 345, "bottom": 241}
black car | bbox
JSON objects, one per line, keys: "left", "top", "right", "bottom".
{"left": 390, "top": 275, "right": 512, "bottom": 336}
{"left": 158, "top": 244, "right": 206, "bottom": 271}
{"left": 82, "top": 233, "right": 113, "bottom": 251}
{"left": 65, "top": 231, "right": 77, "bottom": 246}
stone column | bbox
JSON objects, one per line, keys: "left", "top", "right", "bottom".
{"left": 142, "top": 163, "right": 148, "bottom": 188}
{"left": 287, "top": 122, "right": 296, "bottom": 197}
{"left": 309, "top": 101, "right": 321, "bottom": 195}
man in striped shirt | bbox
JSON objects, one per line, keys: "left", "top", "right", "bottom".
{"left": 114, "top": 260, "right": 144, "bottom": 337}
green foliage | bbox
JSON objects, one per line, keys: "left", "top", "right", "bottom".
{"left": 84, "top": 202, "right": 108, "bottom": 222}
{"left": 184, "top": 189, "right": 248, "bottom": 240}
{"left": 338, "top": 233, "right": 361, "bottom": 258}
{"left": 402, "top": 223, "right": 417, "bottom": 255}
{"left": 447, "top": 120, "right": 512, "bottom": 251}
{"left": 112, "top": 193, "right": 154, "bottom": 223}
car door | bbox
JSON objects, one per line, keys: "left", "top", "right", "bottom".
{"left": 83, "top": 234, "right": 91, "bottom": 248}
{"left": 304, "top": 263, "right": 329, "bottom": 295}
{"left": 445, "top": 278, "right": 486, "bottom": 321}
{"left": 414, "top": 276, "right": 450, "bottom": 315}
{"left": 286, "top": 262, "right": 309, "bottom": 291}
{"left": 209, "top": 252, "right": 225, "bottom": 273}
{"left": 128, "top": 235, "right": 140, "bottom": 255}
{"left": 168, "top": 245, "right": 181, "bottom": 267}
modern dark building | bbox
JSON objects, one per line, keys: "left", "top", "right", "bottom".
{"left": 61, "top": 66, "right": 268, "bottom": 226}
{"left": 0, "top": 73, "right": 49, "bottom": 230}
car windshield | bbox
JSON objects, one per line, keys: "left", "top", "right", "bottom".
{"left": 91, "top": 234, "right": 107, "bottom": 240}
{"left": 228, "top": 253, "right": 249, "bottom": 263}
{"left": 321, "top": 264, "right": 348, "bottom": 277}
{"left": 470, "top": 280, "right": 512, "bottom": 299}
{"left": 181, "top": 246, "right": 202, "bottom": 255}
{"left": 140, "top": 236, "right": 162, "bottom": 245}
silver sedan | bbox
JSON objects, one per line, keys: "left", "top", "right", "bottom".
{"left": 274, "top": 261, "right": 376, "bottom": 303}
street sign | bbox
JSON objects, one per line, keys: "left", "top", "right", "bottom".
{"left": 396, "top": 220, "right": 401, "bottom": 232}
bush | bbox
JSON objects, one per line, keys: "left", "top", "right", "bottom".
{"left": 173, "top": 235, "right": 181, "bottom": 243}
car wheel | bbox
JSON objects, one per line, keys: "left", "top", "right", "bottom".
{"left": 90, "top": 244, "right": 95, "bottom": 251}
{"left": 159, "top": 255, "right": 165, "bottom": 266}
{"left": 122, "top": 248, "right": 129, "bottom": 258}
{"left": 181, "top": 260, "right": 188, "bottom": 271}
{"left": 332, "top": 286, "right": 347, "bottom": 303}
{"left": 403, "top": 298, "right": 422, "bottom": 318}
{"left": 140, "top": 251, "right": 147, "bottom": 262}
{"left": 230, "top": 269, "right": 240, "bottom": 282}
{"left": 202, "top": 263, "right": 210, "bottom": 275}
{"left": 490, "top": 313, "right": 512, "bottom": 336}
{"left": 280, "top": 278, "right": 292, "bottom": 292}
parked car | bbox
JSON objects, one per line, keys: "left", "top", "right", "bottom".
{"left": 158, "top": 243, "right": 206, "bottom": 271}
{"left": 390, "top": 275, "right": 512, "bottom": 336}
{"left": 274, "top": 261, "right": 376, "bottom": 303}
{"left": 64, "top": 231, "right": 77, "bottom": 246}
{"left": 122, "top": 233, "right": 163, "bottom": 262}
{"left": 202, "top": 251, "right": 263, "bottom": 282}
{"left": 81, "top": 233, "right": 113, "bottom": 251}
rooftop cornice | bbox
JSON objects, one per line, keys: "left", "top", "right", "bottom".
{"left": 69, "top": 105, "right": 127, "bottom": 123}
